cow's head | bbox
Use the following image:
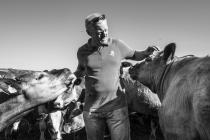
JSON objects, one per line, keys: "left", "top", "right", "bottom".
{"left": 129, "top": 43, "right": 176, "bottom": 91}
{"left": 120, "top": 62, "right": 161, "bottom": 116}
{"left": 14, "top": 69, "right": 71, "bottom": 103}
{"left": 0, "top": 69, "right": 72, "bottom": 131}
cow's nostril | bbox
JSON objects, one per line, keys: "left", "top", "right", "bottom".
{"left": 15, "top": 78, "right": 20, "bottom": 81}
{"left": 54, "top": 102, "right": 62, "bottom": 108}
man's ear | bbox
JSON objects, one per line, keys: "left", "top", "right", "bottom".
{"left": 86, "top": 30, "right": 91, "bottom": 36}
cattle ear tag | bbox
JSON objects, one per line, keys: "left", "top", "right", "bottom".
{"left": 109, "top": 50, "right": 115, "bottom": 56}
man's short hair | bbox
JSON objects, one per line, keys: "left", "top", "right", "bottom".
{"left": 85, "top": 13, "right": 106, "bottom": 29}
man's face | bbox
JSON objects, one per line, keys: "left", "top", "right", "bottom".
{"left": 88, "top": 20, "right": 109, "bottom": 45}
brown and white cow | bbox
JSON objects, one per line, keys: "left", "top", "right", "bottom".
{"left": 129, "top": 43, "right": 210, "bottom": 140}
{"left": 0, "top": 68, "right": 71, "bottom": 132}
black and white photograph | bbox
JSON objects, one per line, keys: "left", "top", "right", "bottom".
{"left": 0, "top": 0, "right": 210, "bottom": 140}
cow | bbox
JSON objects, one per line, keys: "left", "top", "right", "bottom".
{"left": 120, "top": 62, "right": 163, "bottom": 140}
{"left": 129, "top": 43, "right": 210, "bottom": 140}
{"left": 120, "top": 61, "right": 161, "bottom": 116}
{"left": 0, "top": 68, "right": 72, "bottom": 132}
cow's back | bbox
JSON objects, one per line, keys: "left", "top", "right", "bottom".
{"left": 160, "top": 56, "right": 210, "bottom": 140}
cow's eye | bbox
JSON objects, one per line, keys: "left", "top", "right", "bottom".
{"left": 36, "top": 74, "right": 44, "bottom": 80}
{"left": 145, "top": 56, "right": 152, "bottom": 62}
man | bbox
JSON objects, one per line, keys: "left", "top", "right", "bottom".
{"left": 69, "top": 13, "right": 158, "bottom": 140}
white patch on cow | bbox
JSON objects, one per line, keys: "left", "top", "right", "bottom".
{"left": 13, "top": 121, "right": 21, "bottom": 131}
{"left": 8, "top": 86, "right": 17, "bottom": 94}
{"left": 49, "top": 111, "right": 62, "bottom": 140}
{"left": 121, "top": 67, "right": 131, "bottom": 79}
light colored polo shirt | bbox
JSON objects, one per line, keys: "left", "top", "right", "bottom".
{"left": 75, "top": 38, "right": 135, "bottom": 112}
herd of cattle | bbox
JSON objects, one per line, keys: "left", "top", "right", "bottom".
{"left": 0, "top": 43, "right": 210, "bottom": 140}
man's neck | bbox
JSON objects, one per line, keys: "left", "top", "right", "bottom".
{"left": 90, "top": 38, "right": 100, "bottom": 47}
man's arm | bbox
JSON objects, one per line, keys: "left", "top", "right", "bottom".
{"left": 67, "top": 48, "right": 86, "bottom": 84}
{"left": 130, "top": 50, "right": 149, "bottom": 61}
{"left": 74, "top": 47, "right": 86, "bottom": 78}
{"left": 117, "top": 39, "right": 159, "bottom": 61}
{"left": 131, "top": 46, "right": 159, "bottom": 61}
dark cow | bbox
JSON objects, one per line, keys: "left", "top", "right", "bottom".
{"left": 120, "top": 62, "right": 162, "bottom": 140}
{"left": 0, "top": 68, "right": 71, "bottom": 132}
{"left": 129, "top": 43, "right": 210, "bottom": 140}
{"left": 120, "top": 62, "right": 161, "bottom": 115}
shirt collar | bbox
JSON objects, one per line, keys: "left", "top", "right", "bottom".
{"left": 87, "top": 38, "right": 111, "bottom": 50}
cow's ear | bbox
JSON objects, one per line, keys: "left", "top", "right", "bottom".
{"left": 163, "top": 43, "right": 176, "bottom": 63}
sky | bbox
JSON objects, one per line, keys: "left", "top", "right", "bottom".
{"left": 0, "top": 0, "right": 210, "bottom": 71}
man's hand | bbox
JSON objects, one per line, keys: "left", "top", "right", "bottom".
{"left": 145, "top": 46, "right": 160, "bottom": 56}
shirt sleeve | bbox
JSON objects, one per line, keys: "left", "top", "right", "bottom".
{"left": 116, "top": 39, "right": 149, "bottom": 61}
{"left": 116, "top": 39, "right": 135, "bottom": 59}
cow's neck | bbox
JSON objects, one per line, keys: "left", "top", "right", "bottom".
{"left": 155, "top": 61, "right": 174, "bottom": 101}
{"left": 0, "top": 94, "right": 36, "bottom": 131}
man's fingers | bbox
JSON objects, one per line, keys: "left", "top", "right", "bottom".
{"left": 154, "top": 46, "right": 160, "bottom": 51}
{"left": 151, "top": 46, "right": 160, "bottom": 51}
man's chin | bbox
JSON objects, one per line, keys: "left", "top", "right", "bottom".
{"left": 99, "top": 40, "right": 108, "bottom": 46}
